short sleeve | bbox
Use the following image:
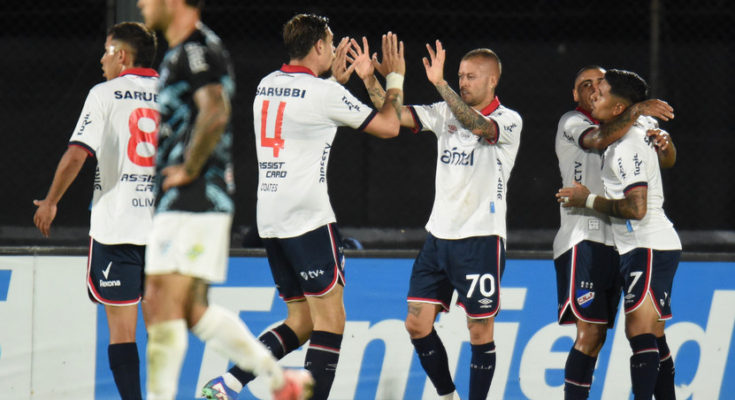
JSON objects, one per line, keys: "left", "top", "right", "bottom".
{"left": 615, "top": 139, "right": 649, "bottom": 195}
{"left": 183, "top": 42, "right": 229, "bottom": 93}
{"left": 68, "top": 87, "right": 105, "bottom": 157}
{"left": 322, "top": 82, "right": 375, "bottom": 130}
{"left": 408, "top": 102, "right": 444, "bottom": 136}
{"left": 490, "top": 108, "right": 523, "bottom": 146}
{"left": 561, "top": 113, "right": 597, "bottom": 150}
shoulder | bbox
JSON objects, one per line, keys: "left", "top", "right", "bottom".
{"left": 493, "top": 105, "right": 521, "bottom": 121}
{"left": 558, "top": 110, "right": 585, "bottom": 125}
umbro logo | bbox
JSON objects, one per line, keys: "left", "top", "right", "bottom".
{"left": 478, "top": 298, "right": 493, "bottom": 305}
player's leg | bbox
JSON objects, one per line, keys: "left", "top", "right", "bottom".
{"left": 87, "top": 240, "right": 145, "bottom": 400}
{"left": 406, "top": 302, "right": 456, "bottom": 398}
{"left": 143, "top": 272, "right": 191, "bottom": 400}
{"left": 452, "top": 235, "right": 504, "bottom": 400}
{"left": 466, "top": 316, "right": 496, "bottom": 400}
{"left": 556, "top": 242, "right": 618, "bottom": 399}
{"left": 650, "top": 250, "right": 679, "bottom": 400}
{"left": 622, "top": 248, "right": 661, "bottom": 400}
{"left": 221, "top": 299, "right": 312, "bottom": 394}
{"left": 106, "top": 305, "right": 143, "bottom": 400}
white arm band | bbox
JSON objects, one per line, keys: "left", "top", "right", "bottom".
{"left": 385, "top": 72, "right": 404, "bottom": 91}
{"left": 585, "top": 194, "right": 597, "bottom": 210}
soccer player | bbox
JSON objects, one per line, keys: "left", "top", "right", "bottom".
{"left": 557, "top": 69, "right": 681, "bottom": 400}
{"left": 354, "top": 39, "right": 521, "bottom": 399}
{"left": 201, "top": 14, "right": 405, "bottom": 400}
{"left": 136, "top": 1, "right": 310, "bottom": 399}
{"left": 553, "top": 66, "right": 676, "bottom": 399}
{"left": 32, "top": 22, "right": 157, "bottom": 400}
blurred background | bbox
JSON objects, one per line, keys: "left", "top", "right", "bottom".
{"left": 1, "top": 0, "right": 733, "bottom": 251}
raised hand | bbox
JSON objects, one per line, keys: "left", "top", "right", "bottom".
{"left": 380, "top": 31, "right": 405, "bottom": 77}
{"left": 556, "top": 181, "right": 591, "bottom": 208}
{"left": 349, "top": 37, "right": 374, "bottom": 80}
{"left": 422, "top": 40, "right": 446, "bottom": 86}
{"left": 331, "top": 36, "right": 356, "bottom": 84}
{"left": 647, "top": 128, "right": 671, "bottom": 151}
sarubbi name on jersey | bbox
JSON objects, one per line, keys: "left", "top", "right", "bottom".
{"left": 256, "top": 86, "right": 307, "bottom": 98}
{"left": 113, "top": 90, "right": 158, "bottom": 102}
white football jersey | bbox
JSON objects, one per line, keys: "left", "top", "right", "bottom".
{"left": 601, "top": 116, "right": 681, "bottom": 254}
{"left": 553, "top": 108, "right": 614, "bottom": 258}
{"left": 409, "top": 97, "right": 522, "bottom": 240}
{"left": 254, "top": 65, "right": 375, "bottom": 238}
{"left": 69, "top": 68, "right": 159, "bottom": 245}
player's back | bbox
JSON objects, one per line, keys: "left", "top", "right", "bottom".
{"left": 602, "top": 117, "right": 680, "bottom": 254}
{"left": 253, "top": 66, "right": 373, "bottom": 238}
{"left": 72, "top": 70, "right": 159, "bottom": 245}
{"left": 553, "top": 109, "right": 613, "bottom": 258}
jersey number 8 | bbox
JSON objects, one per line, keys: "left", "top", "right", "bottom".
{"left": 127, "top": 107, "right": 159, "bottom": 167}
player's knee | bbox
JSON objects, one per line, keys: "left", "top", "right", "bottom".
{"left": 575, "top": 324, "right": 607, "bottom": 355}
{"left": 405, "top": 315, "right": 432, "bottom": 339}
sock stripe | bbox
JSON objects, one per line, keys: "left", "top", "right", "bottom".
{"left": 633, "top": 348, "right": 659, "bottom": 355}
{"left": 309, "top": 343, "right": 341, "bottom": 354}
{"left": 659, "top": 353, "right": 671, "bottom": 361}
{"left": 269, "top": 329, "right": 286, "bottom": 352}
{"left": 564, "top": 378, "right": 592, "bottom": 388}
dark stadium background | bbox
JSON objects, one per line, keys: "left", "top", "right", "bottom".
{"left": 1, "top": 0, "right": 733, "bottom": 250}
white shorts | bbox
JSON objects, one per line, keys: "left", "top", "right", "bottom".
{"left": 145, "top": 212, "right": 232, "bottom": 283}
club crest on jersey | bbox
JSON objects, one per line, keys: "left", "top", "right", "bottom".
{"left": 576, "top": 289, "right": 595, "bottom": 308}
{"left": 448, "top": 124, "right": 458, "bottom": 134}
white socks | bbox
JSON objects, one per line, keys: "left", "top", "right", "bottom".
{"left": 192, "top": 304, "right": 285, "bottom": 390}
{"left": 146, "top": 319, "right": 188, "bottom": 400}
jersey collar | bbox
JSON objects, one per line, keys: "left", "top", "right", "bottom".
{"left": 479, "top": 96, "right": 501, "bottom": 116}
{"left": 575, "top": 106, "right": 599, "bottom": 124}
{"left": 280, "top": 64, "right": 317, "bottom": 77}
{"left": 119, "top": 68, "right": 159, "bottom": 78}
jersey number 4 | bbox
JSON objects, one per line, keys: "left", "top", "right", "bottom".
{"left": 260, "top": 100, "right": 286, "bottom": 157}
{"left": 127, "top": 107, "right": 159, "bottom": 167}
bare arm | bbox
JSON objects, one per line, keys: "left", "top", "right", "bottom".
{"left": 556, "top": 181, "right": 648, "bottom": 220}
{"left": 360, "top": 32, "right": 405, "bottom": 139}
{"left": 423, "top": 40, "right": 497, "bottom": 141}
{"left": 582, "top": 99, "right": 675, "bottom": 150}
{"left": 33, "top": 145, "right": 89, "bottom": 237}
{"left": 162, "top": 83, "right": 230, "bottom": 191}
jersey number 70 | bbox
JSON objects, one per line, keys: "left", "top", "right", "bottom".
{"left": 260, "top": 100, "right": 286, "bottom": 158}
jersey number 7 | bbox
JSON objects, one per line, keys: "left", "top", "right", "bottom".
{"left": 260, "top": 100, "right": 286, "bottom": 157}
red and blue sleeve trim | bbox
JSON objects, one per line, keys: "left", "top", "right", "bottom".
{"left": 358, "top": 110, "right": 378, "bottom": 131}
{"left": 407, "top": 106, "right": 423, "bottom": 133}
{"left": 577, "top": 127, "right": 597, "bottom": 150}
{"left": 69, "top": 141, "right": 95, "bottom": 158}
{"left": 624, "top": 182, "right": 648, "bottom": 195}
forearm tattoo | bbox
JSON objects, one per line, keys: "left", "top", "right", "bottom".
{"left": 185, "top": 98, "right": 228, "bottom": 177}
{"left": 435, "top": 82, "right": 497, "bottom": 141}
{"left": 600, "top": 192, "right": 646, "bottom": 219}
{"left": 386, "top": 90, "right": 403, "bottom": 120}
{"left": 365, "top": 78, "right": 386, "bottom": 109}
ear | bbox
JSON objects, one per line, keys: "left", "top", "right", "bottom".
{"left": 612, "top": 102, "right": 627, "bottom": 117}
{"left": 572, "top": 87, "right": 579, "bottom": 102}
{"left": 314, "top": 38, "right": 325, "bottom": 56}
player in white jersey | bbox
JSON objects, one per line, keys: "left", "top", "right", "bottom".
{"left": 557, "top": 69, "right": 681, "bottom": 400}
{"left": 202, "top": 14, "right": 405, "bottom": 400}
{"left": 33, "top": 22, "right": 158, "bottom": 400}
{"left": 355, "top": 40, "right": 520, "bottom": 399}
{"left": 553, "top": 66, "right": 676, "bottom": 400}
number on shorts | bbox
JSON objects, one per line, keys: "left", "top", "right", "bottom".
{"left": 127, "top": 107, "right": 159, "bottom": 167}
{"left": 260, "top": 100, "right": 286, "bottom": 157}
{"left": 466, "top": 273, "right": 496, "bottom": 298}
{"left": 628, "top": 271, "right": 643, "bottom": 293}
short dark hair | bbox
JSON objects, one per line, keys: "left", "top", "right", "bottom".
{"left": 185, "top": 0, "right": 204, "bottom": 9}
{"left": 283, "top": 14, "right": 330, "bottom": 60}
{"left": 107, "top": 22, "right": 157, "bottom": 68}
{"left": 574, "top": 65, "right": 604, "bottom": 83}
{"left": 605, "top": 69, "right": 648, "bottom": 104}
{"left": 462, "top": 48, "right": 502, "bottom": 76}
